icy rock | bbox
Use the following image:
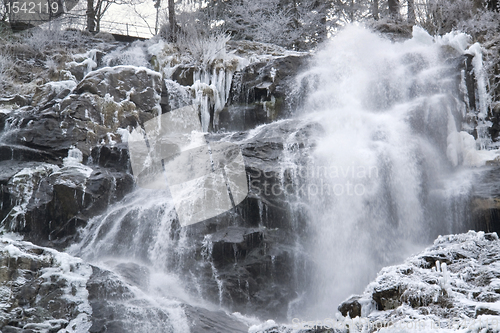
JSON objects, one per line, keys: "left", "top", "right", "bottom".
{"left": 0, "top": 160, "right": 133, "bottom": 248}
{"left": 0, "top": 238, "right": 92, "bottom": 333}
{"left": 0, "top": 95, "right": 31, "bottom": 107}
{"left": 75, "top": 66, "right": 162, "bottom": 113}
{"left": 172, "top": 65, "right": 196, "bottom": 86}
{"left": 338, "top": 295, "right": 363, "bottom": 318}
{"left": 32, "top": 80, "right": 77, "bottom": 108}
{"left": 67, "top": 49, "right": 104, "bottom": 82}
{"left": 221, "top": 55, "right": 310, "bottom": 131}
{"left": 6, "top": 91, "right": 153, "bottom": 159}
{"left": 338, "top": 231, "right": 500, "bottom": 327}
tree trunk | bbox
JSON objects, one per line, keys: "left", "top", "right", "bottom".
{"left": 168, "top": 0, "right": 176, "bottom": 42}
{"left": 373, "top": 0, "right": 379, "bottom": 19}
{"left": 86, "top": 0, "right": 95, "bottom": 32}
{"left": 388, "top": 0, "right": 399, "bottom": 18}
{"left": 349, "top": 0, "right": 355, "bottom": 22}
{"left": 94, "top": 1, "right": 101, "bottom": 33}
{"left": 407, "top": 0, "right": 415, "bottom": 24}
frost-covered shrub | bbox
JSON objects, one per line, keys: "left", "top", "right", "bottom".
{"left": 171, "top": 11, "right": 231, "bottom": 67}
{"left": 415, "top": 0, "right": 500, "bottom": 38}
{"left": 23, "top": 22, "right": 64, "bottom": 53}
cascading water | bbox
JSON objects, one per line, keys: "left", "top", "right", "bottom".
{"left": 65, "top": 24, "right": 498, "bottom": 331}
{"left": 290, "top": 25, "right": 497, "bottom": 319}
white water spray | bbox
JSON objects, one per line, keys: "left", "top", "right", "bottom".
{"left": 293, "top": 25, "right": 497, "bottom": 319}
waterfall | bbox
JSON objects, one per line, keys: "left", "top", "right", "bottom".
{"left": 65, "top": 24, "right": 498, "bottom": 330}
{"left": 291, "top": 25, "right": 497, "bottom": 319}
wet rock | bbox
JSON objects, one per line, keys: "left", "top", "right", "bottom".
{"left": 470, "top": 166, "right": 500, "bottom": 234}
{"left": 338, "top": 296, "right": 362, "bottom": 318}
{"left": 5, "top": 106, "right": 104, "bottom": 158}
{"left": 338, "top": 231, "right": 500, "bottom": 326}
{"left": 220, "top": 55, "right": 310, "bottom": 131}
{"left": 86, "top": 264, "right": 251, "bottom": 333}
{"left": 90, "top": 144, "right": 130, "bottom": 172}
{"left": 157, "top": 119, "right": 321, "bottom": 320}
{"left": 183, "top": 306, "right": 248, "bottom": 333}
{"left": 0, "top": 112, "right": 8, "bottom": 132}
{"left": 0, "top": 144, "right": 60, "bottom": 164}
{"left": 75, "top": 66, "right": 162, "bottom": 112}
{"left": 0, "top": 161, "right": 134, "bottom": 248}
{"left": 0, "top": 239, "right": 92, "bottom": 333}
{"left": 171, "top": 66, "right": 195, "bottom": 86}
{"left": 0, "top": 238, "right": 253, "bottom": 333}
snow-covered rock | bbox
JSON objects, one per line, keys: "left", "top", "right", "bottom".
{"left": 0, "top": 236, "right": 93, "bottom": 333}
{"left": 75, "top": 65, "right": 162, "bottom": 114}
{"left": 338, "top": 231, "right": 500, "bottom": 332}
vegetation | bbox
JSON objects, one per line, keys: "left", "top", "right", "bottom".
{"left": 155, "top": 0, "right": 499, "bottom": 51}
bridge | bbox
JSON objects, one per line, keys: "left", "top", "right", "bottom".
{"left": 8, "top": 14, "right": 155, "bottom": 41}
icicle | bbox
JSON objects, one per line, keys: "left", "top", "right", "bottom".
{"left": 467, "top": 43, "right": 492, "bottom": 149}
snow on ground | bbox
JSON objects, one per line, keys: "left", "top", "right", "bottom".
{"left": 335, "top": 231, "right": 500, "bottom": 333}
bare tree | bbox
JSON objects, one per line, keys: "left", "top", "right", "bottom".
{"left": 407, "top": 0, "right": 415, "bottom": 24}
{"left": 372, "top": 0, "right": 379, "bottom": 19}
{"left": 388, "top": 0, "right": 399, "bottom": 18}
{"left": 86, "top": 0, "right": 140, "bottom": 33}
{"left": 167, "top": 0, "right": 176, "bottom": 40}
{"left": 330, "top": 0, "right": 371, "bottom": 26}
{"left": 86, "top": 0, "right": 114, "bottom": 32}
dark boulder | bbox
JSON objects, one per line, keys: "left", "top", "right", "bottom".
{"left": 171, "top": 65, "right": 196, "bottom": 86}
{"left": 220, "top": 55, "right": 310, "bottom": 131}
{"left": 0, "top": 239, "right": 89, "bottom": 333}
{"left": 75, "top": 66, "right": 162, "bottom": 112}
{"left": 0, "top": 161, "right": 134, "bottom": 248}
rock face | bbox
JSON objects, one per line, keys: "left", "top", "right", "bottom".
{"left": 75, "top": 66, "right": 162, "bottom": 113}
{"left": 197, "top": 120, "right": 321, "bottom": 319}
{"left": 0, "top": 238, "right": 252, "bottom": 333}
{"left": 0, "top": 160, "right": 134, "bottom": 249}
{"left": 0, "top": 52, "right": 162, "bottom": 249}
{"left": 3, "top": 65, "right": 161, "bottom": 158}
{"left": 0, "top": 34, "right": 317, "bottom": 323}
{"left": 0, "top": 237, "right": 93, "bottom": 333}
{"left": 219, "top": 55, "right": 310, "bottom": 131}
{"left": 470, "top": 165, "right": 500, "bottom": 234}
{"left": 338, "top": 231, "right": 500, "bottom": 330}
